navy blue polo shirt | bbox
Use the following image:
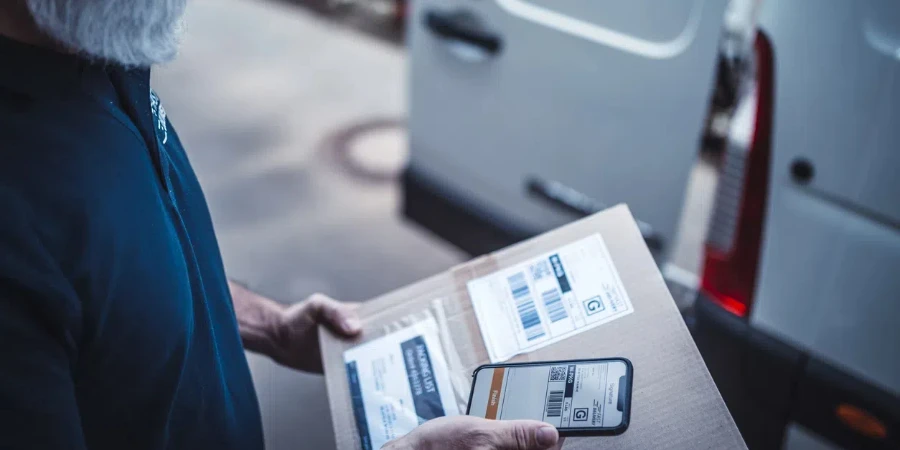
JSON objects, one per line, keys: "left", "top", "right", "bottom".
{"left": 0, "top": 36, "right": 264, "bottom": 449}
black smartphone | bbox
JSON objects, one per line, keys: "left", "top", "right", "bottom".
{"left": 466, "top": 358, "right": 632, "bottom": 436}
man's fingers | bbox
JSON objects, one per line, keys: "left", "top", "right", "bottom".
{"left": 486, "top": 420, "right": 559, "bottom": 450}
{"left": 388, "top": 416, "right": 560, "bottom": 450}
{"left": 307, "top": 293, "right": 361, "bottom": 336}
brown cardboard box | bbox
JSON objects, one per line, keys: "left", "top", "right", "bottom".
{"left": 320, "top": 205, "right": 746, "bottom": 449}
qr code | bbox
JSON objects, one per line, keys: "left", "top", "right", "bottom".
{"left": 549, "top": 366, "right": 567, "bottom": 382}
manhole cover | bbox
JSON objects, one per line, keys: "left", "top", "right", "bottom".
{"left": 323, "top": 118, "right": 407, "bottom": 182}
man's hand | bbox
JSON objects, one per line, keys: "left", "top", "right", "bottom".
{"left": 383, "top": 416, "right": 563, "bottom": 450}
{"left": 230, "top": 281, "right": 361, "bottom": 373}
{"left": 271, "top": 293, "right": 361, "bottom": 372}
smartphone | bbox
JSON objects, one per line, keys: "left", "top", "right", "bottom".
{"left": 466, "top": 358, "right": 632, "bottom": 436}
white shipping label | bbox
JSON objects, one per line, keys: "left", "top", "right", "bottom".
{"left": 467, "top": 360, "right": 630, "bottom": 429}
{"left": 467, "top": 233, "right": 633, "bottom": 362}
{"left": 343, "top": 317, "right": 460, "bottom": 450}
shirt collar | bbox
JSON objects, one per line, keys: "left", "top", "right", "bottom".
{"left": 0, "top": 33, "right": 149, "bottom": 99}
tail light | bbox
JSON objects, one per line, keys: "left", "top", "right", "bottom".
{"left": 700, "top": 32, "right": 774, "bottom": 318}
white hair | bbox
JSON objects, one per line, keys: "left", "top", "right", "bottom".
{"left": 26, "top": 0, "right": 187, "bottom": 67}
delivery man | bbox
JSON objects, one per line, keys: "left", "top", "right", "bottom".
{"left": 0, "top": 1, "right": 561, "bottom": 449}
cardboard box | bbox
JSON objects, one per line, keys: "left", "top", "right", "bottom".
{"left": 320, "top": 205, "right": 746, "bottom": 449}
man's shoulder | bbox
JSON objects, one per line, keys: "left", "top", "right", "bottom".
{"left": 1, "top": 88, "right": 146, "bottom": 154}
{"left": 0, "top": 89, "right": 165, "bottom": 251}
{"left": 0, "top": 89, "right": 153, "bottom": 199}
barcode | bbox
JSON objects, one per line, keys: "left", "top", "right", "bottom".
{"left": 549, "top": 366, "right": 567, "bottom": 382}
{"left": 530, "top": 260, "right": 552, "bottom": 281}
{"left": 546, "top": 390, "right": 564, "bottom": 417}
{"left": 507, "top": 272, "right": 545, "bottom": 341}
{"left": 541, "top": 288, "right": 568, "bottom": 323}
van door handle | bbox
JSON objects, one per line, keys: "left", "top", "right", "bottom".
{"left": 424, "top": 10, "right": 503, "bottom": 55}
{"left": 525, "top": 176, "right": 663, "bottom": 251}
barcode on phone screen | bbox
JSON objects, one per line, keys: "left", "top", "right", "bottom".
{"left": 546, "top": 390, "right": 564, "bottom": 417}
{"left": 541, "top": 288, "right": 568, "bottom": 323}
{"left": 549, "top": 366, "right": 567, "bottom": 382}
{"left": 507, "top": 272, "right": 545, "bottom": 341}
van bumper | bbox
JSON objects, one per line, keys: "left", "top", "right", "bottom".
{"left": 691, "top": 293, "right": 899, "bottom": 449}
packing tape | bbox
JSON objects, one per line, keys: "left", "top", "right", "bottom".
{"left": 432, "top": 297, "right": 472, "bottom": 411}
{"left": 450, "top": 255, "right": 500, "bottom": 367}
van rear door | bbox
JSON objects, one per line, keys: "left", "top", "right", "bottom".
{"left": 751, "top": 0, "right": 900, "bottom": 399}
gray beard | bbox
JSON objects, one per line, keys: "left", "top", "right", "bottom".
{"left": 26, "top": 0, "right": 187, "bottom": 67}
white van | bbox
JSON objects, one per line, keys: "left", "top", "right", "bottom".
{"left": 402, "top": 1, "right": 900, "bottom": 448}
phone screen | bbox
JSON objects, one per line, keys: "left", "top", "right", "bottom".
{"left": 466, "top": 358, "right": 631, "bottom": 435}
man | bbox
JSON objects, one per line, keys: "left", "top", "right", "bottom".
{"left": 0, "top": 1, "right": 562, "bottom": 449}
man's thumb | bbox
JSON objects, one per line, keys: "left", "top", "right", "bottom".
{"left": 307, "top": 294, "right": 361, "bottom": 336}
{"left": 487, "top": 420, "right": 559, "bottom": 450}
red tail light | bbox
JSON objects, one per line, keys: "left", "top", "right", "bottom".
{"left": 700, "top": 32, "right": 774, "bottom": 318}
